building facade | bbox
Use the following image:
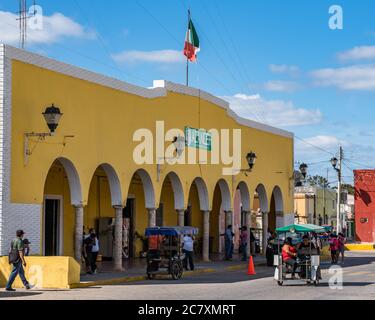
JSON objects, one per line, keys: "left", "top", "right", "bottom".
{"left": 0, "top": 45, "right": 294, "bottom": 267}
{"left": 354, "top": 170, "right": 375, "bottom": 243}
{"left": 294, "top": 186, "right": 337, "bottom": 226}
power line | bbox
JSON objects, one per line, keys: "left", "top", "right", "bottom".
{"left": 343, "top": 157, "right": 374, "bottom": 169}
{"left": 195, "top": 1, "right": 265, "bottom": 123}
{"left": 295, "top": 136, "right": 336, "bottom": 156}
{"left": 212, "top": 1, "right": 268, "bottom": 123}
{"left": 72, "top": 0, "right": 148, "bottom": 85}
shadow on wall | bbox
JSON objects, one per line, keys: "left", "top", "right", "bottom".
{"left": 356, "top": 188, "right": 372, "bottom": 206}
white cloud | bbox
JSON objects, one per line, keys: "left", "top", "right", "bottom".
{"left": 296, "top": 135, "right": 341, "bottom": 154}
{"left": 222, "top": 94, "right": 322, "bottom": 127}
{"left": 269, "top": 64, "right": 300, "bottom": 76}
{"left": 338, "top": 45, "right": 375, "bottom": 61}
{"left": 264, "top": 80, "right": 301, "bottom": 93}
{"left": 111, "top": 50, "right": 185, "bottom": 65}
{"left": 311, "top": 64, "right": 375, "bottom": 90}
{"left": 0, "top": 11, "right": 91, "bottom": 45}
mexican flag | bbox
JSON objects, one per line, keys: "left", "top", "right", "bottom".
{"left": 183, "top": 17, "right": 200, "bottom": 62}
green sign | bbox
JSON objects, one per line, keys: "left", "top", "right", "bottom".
{"left": 184, "top": 127, "right": 212, "bottom": 151}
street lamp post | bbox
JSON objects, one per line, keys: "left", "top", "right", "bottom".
{"left": 331, "top": 146, "right": 343, "bottom": 233}
{"left": 294, "top": 163, "right": 308, "bottom": 187}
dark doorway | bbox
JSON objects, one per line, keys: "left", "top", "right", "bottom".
{"left": 156, "top": 204, "right": 163, "bottom": 227}
{"left": 123, "top": 198, "right": 135, "bottom": 258}
{"left": 44, "top": 198, "right": 60, "bottom": 256}
{"left": 184, "top": 206, "right": 192, "bottom": 226}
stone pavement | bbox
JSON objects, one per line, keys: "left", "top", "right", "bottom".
{"left": 76, "top": 254, "right": 266, "bottom": 288}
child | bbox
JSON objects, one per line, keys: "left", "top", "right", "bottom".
{"left": 328, "top": 234, "right": 339, "bottom": 264}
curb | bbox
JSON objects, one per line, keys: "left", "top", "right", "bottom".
{"left": 71, "top": 267, "right": 217, "bottom": 289}
{"left": 70, "top": 261, "right": 268, "bottom": 289}
{"left": 345, "top": 244, "right": 375, "bottom": 251}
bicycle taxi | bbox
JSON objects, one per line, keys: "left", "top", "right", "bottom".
{"left": 145, "top": 226, "right": 199, "bottom": 280}
{"left": 274, "top": 224, "right": 326, "bottom": 286}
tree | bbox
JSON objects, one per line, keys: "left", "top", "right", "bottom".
{"left": 307, "top": 175, "right": 330, "bottom": 188}
{"left": 341, "top": 183, "right": 355, "bottom": 195}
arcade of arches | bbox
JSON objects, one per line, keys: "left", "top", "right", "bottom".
{"left": 43, "top": 159, "right": 286, "bottom": 269}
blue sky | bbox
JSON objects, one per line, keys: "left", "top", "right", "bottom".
{"left": 1, "top": 0, "right": 375, "bottom": 185}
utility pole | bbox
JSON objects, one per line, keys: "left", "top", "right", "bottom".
{"left": 337, "top": 146, "right": 344, "bottom": 232}
{"left": 323, "top": 168, "right": 328, "bottom": 225}
{"left": 331, "top": 146, "right": 343, "bottom": 233}
{"left": 337, "top": 146, "right": 343, "bottom": 233}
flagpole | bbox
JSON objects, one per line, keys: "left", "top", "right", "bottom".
{"left": 186, "top": 9, "right": 191, "bottom": 87}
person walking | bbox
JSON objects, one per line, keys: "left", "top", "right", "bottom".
{"left": 83, "top": 232, "right": 95, "bottom": 274}
{"left": 5, "top": 230, "right": 32, "bottom": 291}
{"left": 182, "top": 234, "right": 195, "bottom": 271}
{"left": 90, "top": 229, "right": 100, "bottom": 274}
{"left": 222, "top": 225, "right": 234, "bottom": 261}
{"left": 337, "top": 232, "right": 346, "bottom": 264}
{"left": 240, "top": 226, "right": 248, "bottom": 261}
{"left": 328, "top": 233, "right": 339, "bottom": 264}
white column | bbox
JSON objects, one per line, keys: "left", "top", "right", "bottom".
{"left": 148, "top": 208, "right": 157, "bottom": 227}
{"left": 74, "top": 205, "right": 84, "bottom": 263}
{"left": 262, "top": 211, "right": 269, "bottom": 254}
{"left": 177, "top": 209, "right": 185, "bottom": 227}
{"left": 203, "top": 210, "right": 210, "bottom": 262}
{"left": 225, "top": 210, "right": 233, "bottom": 227}
{"left": 113, "top": 206, "right": 124, "bottom": 271}
{"left": 245, "top": 211, "right": 252, "bottom": 257}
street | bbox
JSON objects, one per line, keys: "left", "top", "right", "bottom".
{"left": 1, "top": 251, "right": 374, "bottom": 300}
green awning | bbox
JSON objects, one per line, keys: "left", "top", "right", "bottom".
{"left": 276, "top": 224, "right": 327, "bottom": 234}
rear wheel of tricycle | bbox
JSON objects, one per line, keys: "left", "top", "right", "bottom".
{"left": 171, "top": 260, "right": 183, "bottom": 280}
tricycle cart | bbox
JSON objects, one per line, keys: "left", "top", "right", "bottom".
{"left": 274, "top": 224, "right": 325, "bottom": 286}
{"left": 145, "top": 226, "right": 199, "bottom": 280}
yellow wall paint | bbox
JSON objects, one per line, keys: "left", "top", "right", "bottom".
{"left": 0, "top": 256, "right": 80, "bottom": 289}
{"left": 10, "top": 59, "right": 294, "bottom": 258}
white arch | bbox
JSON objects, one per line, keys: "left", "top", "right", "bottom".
{"left": 272, "top": 186, "right": 284, "bottom": 212}
{"left": 100, "top": 164, "right": 123, "bottom": 207}
{"left": 255, "top": 184, "right": 268, "bottom": 213}
{"left": 190, "top": 178, "right": 209, "bottom": 211}
{"left": 237, "top": 181, "right": 251, "bottom": 211}
{"left": 134, "top": 169, "right": 155, "bottom": 209}
{"left": 162, "top": 172, "right": 184, "bottom": 210}
{"left": 56, "top": 157, "right": 82, "bottom": 206}
{"left": 217, "top": 179, "right": 232, "bottom": 212}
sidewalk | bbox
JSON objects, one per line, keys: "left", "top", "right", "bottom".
{"left": 73, "top": 254, "right": 266, "bottom": 289}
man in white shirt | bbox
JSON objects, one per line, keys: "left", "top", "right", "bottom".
{"left": 183, "top": 234, "right": 194, "bottom": 271}
{"left": 87, "top": 228, "right": 100, "bottom": 274}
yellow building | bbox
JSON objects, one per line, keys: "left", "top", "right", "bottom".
{"left": 294, "top": 186, "right": 337, "bottom": 226}
{"left": 0, "top": 44, "right": 294, "bottom": 269}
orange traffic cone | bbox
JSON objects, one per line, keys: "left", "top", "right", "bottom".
{"left": 247, "top": 256, "right": 256, "bottom": 275}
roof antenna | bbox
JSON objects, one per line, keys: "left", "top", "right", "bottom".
{"left": 17, "top": 0, "right": 37, "bottom": 49}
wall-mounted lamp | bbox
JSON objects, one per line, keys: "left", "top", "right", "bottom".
{"left": 157, "top": 135, "right": 185, "bottom": 181}
{"left": 239, "top": 151, "right": 257, "bottom": 176}
{"left": 24, "top": 104, "right": 63, "bottom": 166}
